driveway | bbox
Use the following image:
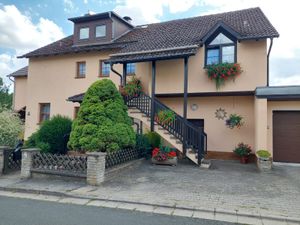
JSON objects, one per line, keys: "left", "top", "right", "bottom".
{"left": 74, "top": 159, "right": 300, "bottom": 219}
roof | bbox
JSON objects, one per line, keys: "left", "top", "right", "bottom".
{"left": 67, "top": 93, "right": 85, "bottom": 102}
{"left": 19, "top": 36, "right": 129, "bottom": 58}
{"left": 256, "top": 86, "right": 300, "bottom": 100}
{"left": 7, "top": 66, "right": 28, "bottom": 77}
{"left": 20, "top": 7, "right": 279, "bottom": 61}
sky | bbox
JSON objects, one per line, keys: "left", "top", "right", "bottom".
{"left": 1, "top": 0, "right": 300, "bottom": 88}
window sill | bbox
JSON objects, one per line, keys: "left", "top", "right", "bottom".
{"left": 99, "top": 75, "right": 110, "bottom": 78}
{"left": 75, "top": 76, "right": 86, "bottom": 79}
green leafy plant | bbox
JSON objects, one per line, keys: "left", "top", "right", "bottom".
{"left": 233, "top": 142, "right": 252, "bottom": 157}
{"left": 68, "top": 79, "right": 136, "bottom": 152}
{"left": 26, "top": 115, "right": 72, "bottom": 154}
{"left": 156, "top": 110, "right": 175, "bottom": 125}
{"left": 122, "top": 76, "right": 142, "bottom": 97}
{"left": 136, "top": 134, "right": 152, "bottom": 159}
{"left": 205, "top": 63, "right": 242, "bottom": 89}
{"left": 145, "top": 132, "right": 161, "bottom": 149}
{"left": 226, "top": 114, "right": 244, "bottom": 129}
{"left": 256, "top": 150, "right": 271, "bottom": 159}
{"left": 0, "top": 107, "right": 23, "bottom": 147}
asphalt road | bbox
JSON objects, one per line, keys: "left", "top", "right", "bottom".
{"left": 0, "top": 196, "right": 236, "bottom": 225}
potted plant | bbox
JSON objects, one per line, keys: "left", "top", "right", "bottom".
{"left": 151, "top": 145, "right": 177, "bottom": 166}
{"left": 156, "top": 110, "right": 175, "bottom": 126}
{"left": 226, "top": 114, "right": 244, "bottom": 129}
{"left": 205, "top": 63, "right": 242, "bottom": 89}
{"left": 256, "top": 149, "right": 272, "bottom": 171}
{"left": 122, "top": 76, "right": 142, "bottom": 97}
{"left": 233, "top": 142, "right": 252, "bottom": 164}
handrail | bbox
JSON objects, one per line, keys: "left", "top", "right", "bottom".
{"left": 124, "top": 92, "right": 207, "bottom": 164}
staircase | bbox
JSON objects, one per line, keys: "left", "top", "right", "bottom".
{"left": 124, "top": 92, "right": 207, "bottom": 166}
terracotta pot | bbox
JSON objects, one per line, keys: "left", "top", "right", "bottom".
{"left": 240, "top": 156, "right": 249, "bottom": 164}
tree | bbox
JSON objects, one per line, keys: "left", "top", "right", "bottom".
{"left": 0, "top": 107, "right": 23, "bottom": 147}
{"left": 68, "top": 79, "right": 136, "bottom": 152}
{"left": 0, "top": 77, "right": 13, "bottom": 110}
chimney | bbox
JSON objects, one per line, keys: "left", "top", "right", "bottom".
{"left": 123, "top": 16, "right": 132, "bottom": 23}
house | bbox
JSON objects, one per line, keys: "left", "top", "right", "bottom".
{"left": 8, "top": 8, "right": 300, "bottom": 164}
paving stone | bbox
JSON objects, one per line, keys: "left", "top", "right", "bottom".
{"left": 153, "top": 206, "right": 174, "bottom": 215}
{"left": 58, "top": 197, "right": 90, "bottom": 205}
{"left": 172, "top": 208, "right": 194, "bottom": 217}
{"left": 192, "top": 210, "right": 215, "bottom": 220}
{"left": 135, "top": 204, "right": 155, "bottom": 213}
{"left": 97, "top": 201, "right": 119, "bottom": 208}
{"left": 117, "top": 203, "right": 140, "bottom": 210}
{"left": 237, "top": 215, "right": 263, "bottom": 225}
{"left": 214, "top": 212, "right": 238, "bottom": 223}
{"left": 87, "top": 200, "right": 107, "bottom": 207}
{"left": 262, "top": 218, "right": 288, "bottom": 225}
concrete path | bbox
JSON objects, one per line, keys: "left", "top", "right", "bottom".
{"left": 0, "top": 159, "right": 300, "bottom": 225}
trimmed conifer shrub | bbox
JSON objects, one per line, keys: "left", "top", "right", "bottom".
{"left": 68, "top": 79, "right": 135, "bottom": 152}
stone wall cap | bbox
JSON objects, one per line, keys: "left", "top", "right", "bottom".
{"left": 22, "top": 148, "right": 41, "bottom": 152}
{"left": 86, "top": 151, "right": 107, "bottom": 157}
{"left": 0, "top": 146, "right": 10, "bottom": 150}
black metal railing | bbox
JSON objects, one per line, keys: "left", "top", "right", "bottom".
{"left": 3, "top": 148, "right": 21, "bottom": 174}
{"left": 124, "top": 92, "right": 207, "bottom": 164}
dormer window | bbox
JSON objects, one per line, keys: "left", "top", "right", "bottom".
{"left": 79, "top": 27, "right": 89, "bottom": 39}
{"left": 96, "top": 25, "right": 106, "bottom": 38}
{"left": 205, "top": 33, "right": 236, "bottom": 66}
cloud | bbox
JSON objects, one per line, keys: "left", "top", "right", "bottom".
{"left": 0, "top": 5, "right": 64, "bottom": 51}
{"left": 0, "top": 5, "right": 64, "bottom": 86}
{"left": 271, "top": 75, "right": 300, "bottom": 86}
{"left": 63, "top": 0, "right": 78, "bottom": 13}
{"left": 114, "top": 0, "right": 200, "bottom": 24}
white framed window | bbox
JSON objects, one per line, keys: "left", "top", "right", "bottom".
{"left": 96, "top": 25, "right": 106, "bottom": 38}
{"left": 79, "top": 27, "right": 89, "bottom": 39}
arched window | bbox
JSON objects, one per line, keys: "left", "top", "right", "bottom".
{"left": 205, "top": 33, "right": 236, "bottom": 66}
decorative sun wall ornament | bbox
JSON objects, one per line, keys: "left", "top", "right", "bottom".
{"left": 215, "top": 108, "right": 227, "bottom": 120}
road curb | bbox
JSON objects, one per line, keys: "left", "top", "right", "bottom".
{"left": 0, "top": 186, "right": 300, "bottom": 224}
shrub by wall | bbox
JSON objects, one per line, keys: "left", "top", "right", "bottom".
{"left": 0, "top": 107, "right": 23, "bottom": 147}
{"left": 68, "top": 79, "right": 136, "bottom": 152}
{"left": 26, "top": 115, "right": 72, "bottom": 154}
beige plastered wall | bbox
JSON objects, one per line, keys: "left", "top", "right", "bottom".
{"left": 25, "top": 52, "right": 150, "bottom": 139}
{"left": 267, "top": 100, "right": 300, "bottom": 156}
{"left": 159, "top": 96, "right": 255, "bottom": 152}
{"left": 155, "top": 40, "right": 267, "bottom": 94}
{"left": 13, "top": 76, "right": 27, "bottom": 111}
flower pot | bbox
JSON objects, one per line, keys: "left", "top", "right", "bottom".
{"left": 151, "top": 157, "right": 177, "bottom": 166}
{"left": 256, "top": 154, "right": 272, "bottom": 171}
{"left": 240, "top": 156, "right": 249, "bottom": 164}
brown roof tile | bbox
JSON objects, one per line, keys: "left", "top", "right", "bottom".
{"left": 20, "top": 7, "right": 278, "bottom": 59}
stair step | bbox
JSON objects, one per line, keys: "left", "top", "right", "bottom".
{"left": 176, "top": 140, "right": 182, "bottom": 144}
{"left": 157, "top": 127, "right": 164, "bottom": 130}
{"left": 129, "top": 111, "right": 142, "bottom": 114}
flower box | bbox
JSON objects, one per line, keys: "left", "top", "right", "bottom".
{"left": 151, "top": 146, "right": 177, "bottom": 166}
{"left": 151, "top": 156, "right": 178, "bottom": 166}
{"left": 256, "top": 150, "right": 272, "bottom": 171}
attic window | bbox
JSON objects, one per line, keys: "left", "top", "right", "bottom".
{"left": 205, "top": 32, "right": 236, "bottom": 66}
{"left": 96, "top": 25, "right": 106, "bottom": 38}
{"left": 79, "top": 27, "right": 89, "bottom": 39}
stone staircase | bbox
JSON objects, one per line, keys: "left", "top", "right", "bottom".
{"left": 124, "top": 93, "right": 208, "bottom": 166}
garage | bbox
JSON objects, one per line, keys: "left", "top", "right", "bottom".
{"left": 273, "top": 111, "right": 300, "bottom": 163}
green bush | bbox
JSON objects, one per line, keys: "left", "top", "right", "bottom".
{"left": 26, "top": 115, "right": 72, "bottom": 154}
{"left": 136, "top": 134, "right": 152, "bottom": 158}
{"left": 256, "top": 150, "right": 271, "bottom": 158}
{"left": 68, "top": 79, "right": 136, "bottom": 152}
{"left": 145, "top": 132, "right": 161, "bottom": 149}
{"left": 0, "top": 107, "right": 23, "bottom": 147}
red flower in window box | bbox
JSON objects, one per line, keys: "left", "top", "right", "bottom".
{"left": 205, "top": 63, "right": 242, "bottom": 89}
